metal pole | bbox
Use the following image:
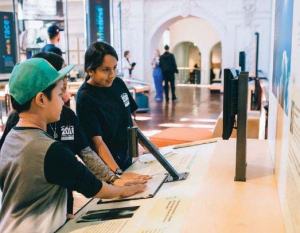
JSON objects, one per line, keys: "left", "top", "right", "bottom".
{"left": 110, "top": 0, "right": 114, "bottom": 45}
{"left": 255, "top": 32, "right": 259, "bottom": 78}
{"left": 118, "top": 1, "right": 123, "bottom": 70}
{"left": 64, "top": 0, "right": 70, "bottom": 64}
{"left": 12, "top": 0, "right": 19, "bottom": 63}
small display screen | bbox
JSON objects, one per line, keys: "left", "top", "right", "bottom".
{"left": 95, "top": 4, "right": 105, "bottom": 41}
{"left": 0, "top": 12, "right": 17, "bottom": 73}
{"left": 87, "top": 0, "right": 110, "bottom": 44}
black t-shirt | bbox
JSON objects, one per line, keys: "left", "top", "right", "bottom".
{"left": 76, "top": 77, "right": 138, "bottom": 170}
{"left": 0, "top": 106, "right": 88, "bottom": 156}
{"left": 47, "top": 106, "right": 88, "bottom": 155}
{"left": 41, "top": 44, "right": 63, "bottom": 56}
{"left": 43, "top": 140, "right": 102, "bottom": 198}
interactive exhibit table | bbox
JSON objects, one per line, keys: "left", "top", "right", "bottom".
{"left": 57, "top": 139, "right": 284, "bottom": 233}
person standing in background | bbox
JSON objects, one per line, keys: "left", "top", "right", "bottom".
{"left": 190, "top": 64, "right": 201, "bottom": 84}
{"left": 41, "top": 24, "right": 63, "bottom": 56}
{"left": 152, "top": 49, "right": 163, "bottom": 102}
{"left": 122, "top": 50, "right": 136, "bottom": 78}
{"left": 159, "top": 45, "right": 178, "bottom": 102}
{"left": 42, "top": 24, "right": 73, "bottom": 106}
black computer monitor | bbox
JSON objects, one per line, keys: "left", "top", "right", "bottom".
{"left": 222, "top": 70, "right": 249, "bottom": 181}
{"left": 222, "top": 68, "right": 239, "bottom": 139}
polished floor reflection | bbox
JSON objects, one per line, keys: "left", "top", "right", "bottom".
{"left": 136, "top": 86, "right": 223, "bottom": 136}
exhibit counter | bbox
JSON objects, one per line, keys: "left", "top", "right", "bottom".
{"left": 57, "top": 139, "right": 285, "bottom": 233}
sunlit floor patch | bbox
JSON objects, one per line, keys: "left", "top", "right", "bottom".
{"left": 141, "top": 129, "right": 162, "bottom": 137}
{"left": 159, "top": 123, "right": 215, "bottom": 129}
{"left": 135, "top": 116, "right": 152, "bottom": 121}
{"left": 179, "top": 117, "right": 217, "bottom": 123}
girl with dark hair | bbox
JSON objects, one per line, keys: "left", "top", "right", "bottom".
{"left": 77, "top": 42, "right": 148, "bottom": 177}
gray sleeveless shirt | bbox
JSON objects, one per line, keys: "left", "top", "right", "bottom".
{"left": 0, "top": 128, "right": 67, "bottom": 233}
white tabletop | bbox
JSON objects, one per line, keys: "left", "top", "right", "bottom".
{"left": 57, "top": 139, "right": 285, "bottom": 233}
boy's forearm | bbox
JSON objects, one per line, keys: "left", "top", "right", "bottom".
{"left": 79, "top": 146, "right": 115, "bottom": 182}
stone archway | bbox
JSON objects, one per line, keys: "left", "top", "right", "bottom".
{"left": 145, "top": 6, "right": 227, "bottom": 84}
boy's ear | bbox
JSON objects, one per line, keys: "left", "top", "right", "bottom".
{"left": 34, "top": 92, "right": 46, "bottom": 107}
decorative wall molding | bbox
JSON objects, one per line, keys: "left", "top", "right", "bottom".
{"left": 243, "top": 0, "right": 257, "bottom": 27}
{"left": 112, "top": 0, "right": 272, "bottom": 83}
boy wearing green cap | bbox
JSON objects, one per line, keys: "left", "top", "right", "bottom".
{"left": 0, "top": 58, "right": 145, "bottom": 233}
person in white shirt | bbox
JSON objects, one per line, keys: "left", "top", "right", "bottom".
{"left": 122, "top": 50, "right": 136, "bottom": 78}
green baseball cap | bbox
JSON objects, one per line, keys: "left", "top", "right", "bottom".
{"left": 9, "top": 58, "right": 74, "bottom": 104}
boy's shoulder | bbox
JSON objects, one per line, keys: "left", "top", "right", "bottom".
{"left": 61, "top": 105, "right": 76, "bottom": 117}
{"left": 1, "top": 128, "right": 56, "bottom": 159}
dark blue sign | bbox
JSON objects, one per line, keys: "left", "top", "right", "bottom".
{"left": 95, "top": 5, "right": 105, "bottom": 41}
{"left": 87, "top": 0, "right": 110, "bottom": 45}
{"left": 0, "top": 12, "right": 17, "bottom": 73}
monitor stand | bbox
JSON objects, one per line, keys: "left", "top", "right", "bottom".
{"left": 128, "top": 127, "right": 189, "bottom": 182}
{"left": 235, "top": 72, "right": 249, "bottom": 182}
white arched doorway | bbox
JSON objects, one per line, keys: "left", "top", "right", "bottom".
{"left": 210, "top": 42, "right": 222, "bottom": 84}
{"left": 146, "top": 8, "right": 227, "bottom": 85}
{"left": 173, "top": 41, "right": 201, "bottom": 84}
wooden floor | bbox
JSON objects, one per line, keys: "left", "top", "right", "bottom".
{"left": 136, "top": 85, "right": 223, "bottom": 135}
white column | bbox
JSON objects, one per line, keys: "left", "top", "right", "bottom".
{"left": 121, "top": 0, "right": 145, "bottom": 81}
{"left": 201, "top": 49, "right": 210, "bottom": 84}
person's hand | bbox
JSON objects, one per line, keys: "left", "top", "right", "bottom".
{"left": 121, "top": 172, "right": 152, "bottom": 180}
{"left": 120, "top": 184, "right": 146, "bottom": 198}
{"left": 97, "top": 180, "right": 146, "bottom": 199}
{"left": 113, "top": 177, "right": 147, "bottom": 186}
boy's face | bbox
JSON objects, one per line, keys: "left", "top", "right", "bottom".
{"left": 88, "top": 55, "right": 117, "bottom": 87}
{"left": 45, "top": 79, "right": 64, "bottom": 123}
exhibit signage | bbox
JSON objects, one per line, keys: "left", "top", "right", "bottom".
{"left": 0, "top": 12, "right": 17, "bottom": 73}
{"left": 87, "top": 0, "right": 110, "bottom": 44}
